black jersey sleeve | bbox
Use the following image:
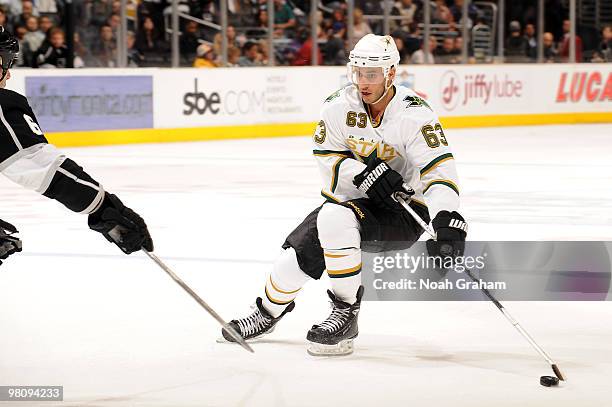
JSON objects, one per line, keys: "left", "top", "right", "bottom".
{"left": 0, "top": 88, "right": 48, "bottom": 162}
{"left": 0, "top": 89, "right": 105, "bottom": 214}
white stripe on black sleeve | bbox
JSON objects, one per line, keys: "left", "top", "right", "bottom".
{"left": 0, "top": 104, "right": 24, "bottom": 150}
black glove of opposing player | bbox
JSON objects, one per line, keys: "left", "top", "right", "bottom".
{"left": 88, "top": 193, "right": 154, "bottom": 254}
{"left": 0, "top": 218, "right": 22, "bottom": 265}
{"left": 353, "top": 158, "right": 414, "bottom": 212}
{"left": 426, "top": 211, "right": 467, "bottom": 258}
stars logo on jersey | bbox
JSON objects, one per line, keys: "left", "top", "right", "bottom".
{"left": 403, "top": 95, "right": 432, "bottom": 111}
{"left": 346, "top": 135, "right": 398, "bottom": 164}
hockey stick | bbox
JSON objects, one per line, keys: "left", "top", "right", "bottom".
{"left": 393, "top": 192, "right": 565, "bottom": 381}
{"left": 143, "top": 250, "right": 254, "bottom": 354}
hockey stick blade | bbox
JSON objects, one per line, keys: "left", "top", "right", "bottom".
{"left": 552, "top": 363, "right": 566, "bottom": 381}
{"left": 394, "top": 195, "right": 566, "bottom": 381}
{"left": 143, "top": 250, "right": 254, "bottom": 354}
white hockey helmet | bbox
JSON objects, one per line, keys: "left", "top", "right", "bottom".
{"left": 348, "top": 34, "right": 400, "bottom": 86}
{"left": 349, "top": 34, "right": 400, "bottom": 68}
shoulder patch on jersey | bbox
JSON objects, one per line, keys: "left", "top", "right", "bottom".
{"left": 325, "top": 89, "right": 342, "bottom": 103}
{"left": 403, "top": 95, "right": 432, "bottom": 111}
{"left": 313, "top": 120, "right": 326, "bottom": 144}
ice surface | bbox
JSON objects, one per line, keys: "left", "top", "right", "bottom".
{"left": 1, "top": 124, "right": 611, "bottom": 406}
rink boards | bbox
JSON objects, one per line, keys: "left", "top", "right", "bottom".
{"left": 7, "top": 64, "right": 612, "bottom": 147}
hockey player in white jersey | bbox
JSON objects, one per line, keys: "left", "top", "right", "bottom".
{"left": 223, "top": 34, "right": 467, "bottom": 355}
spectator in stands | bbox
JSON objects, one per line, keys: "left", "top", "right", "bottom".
{"left": 38, "top": 15, "right": 53, "bottom": 38}
{"left": 258, "top": 39, "right": 270, "bottom": 65}
{"left": 245, "top": 8, "right": 268, "bottom": 38}
{"left": 432, "top": 0, "right": 452, "bottom": 24}
{"left": 0, "top": 7, "right": 11, "bottom": 33}
{"left": 13, "top": 24, "right": 27, "bottom": 65}
{"left": 350, "top": 8, "right": 371, "bottom": 49}
{"left": 597, "top": 25, "right": 611, "bottom": 62}
{"left": 393, "top": 36, "right": 409, "bottom": 63}
{"left": 291, "top": 28, "right": 322, "bottom": 66}
{"left": 542, "top": 32, "right": 558, "bottom": 62}
{"left": 135, "top": 16, "right": 167, "bottom": 60}
{"left": 90, "top": 0, "right": 113, "bottom": 27}
{"left": 558, "top": 19, "right": 582, "bottom": 62}
{"left": 72, "top": 31, "right": 90, "bottom": 67}
{"left": 394, "top": 22, "right": 422, "bottom": 56}
{"left": 180, "top": 20, "right": 200, "bottom": 59}
{"left": 330, "top": 8, "right": 346, "bottom": 38}
{"left": 92, "top": 24, "right": 116, "bottom": 67}
{"left": 213, "top": 25, "right": 238, "bottom": 56}
{"left": 358, "top": 0, "right": 383, "bottom": 16}
{"left": 322, "top": 34, "right": 346, "bottom": 65}
{"left": 23, "top": 15, "right": 44, "bottom": 54}
{"left": 411, "top": 35, "right": 436, "bottom": 64}
{"left": 392, "top": 0, "right": 417, "bottom": 32}
{"left": 107, "top": 14, "right": 121, "bottom": 34}
{"left": 110, "top": 0, "right": 121, "bottom": 15}
{"left": 453, "top": 36, "right": 463, "bottom": 54}
{"left": 436, "top": 36, "right": 460, "bottom": 64}
{"left": 318, "top": 11, "right": 345, "bottom": 66}
{"left": 505, "top": 20, "right": 528, "bottom": 61}
{"left": 525, "top": 23, "right": 537, "bottom": 60}
{"left": 238, "top": 41, "right": 262, "bottom": 66}
{"left": 140, "top": 0, "right": 166, "bottom": 35}
{"left": 11, "top": 0, "right": 36, "bottom": 28}
{"left": 273, "top": 0, "right": 296, "bottom": 36}
{"left": 227, "top": 46, "right": 241, "bottom": 67}
{"left": 449, "top": 0, "right": 478, "bottom": 25}
{"left": 127, "top": 31, "right": 144, "bottom": 67}
{"left": 193, "top": 43, "right": 217, "bottom": 68}
{"left": 33, "top": 27, "right": 67, "bottom": 67}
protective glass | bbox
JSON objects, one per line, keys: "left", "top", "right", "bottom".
{"left": 349, "top": 66, "right": 386, "bottom": 86}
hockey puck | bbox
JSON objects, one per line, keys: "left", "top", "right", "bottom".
{"left": 540, "top": 376, "right": 559, "bottom": 387}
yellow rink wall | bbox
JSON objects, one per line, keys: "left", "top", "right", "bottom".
{"left": 10, "top": 65, "right": 611, "bottom": 148}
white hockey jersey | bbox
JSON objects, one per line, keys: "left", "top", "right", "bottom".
{"left": 313, "top": 84, "right": 460, "bottom": 219}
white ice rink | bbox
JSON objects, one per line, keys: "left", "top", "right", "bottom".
{"left": 1, "top": 124, "right": 612, "bottom": 407}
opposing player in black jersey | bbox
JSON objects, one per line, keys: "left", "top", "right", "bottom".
{"left": 0, "top": 27, "right": 153, "bottom": 262}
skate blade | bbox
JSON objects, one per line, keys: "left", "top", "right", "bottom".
{"left": 307, "top": 339, "right": 354, "bottom": 356}
{"left": 216, "top": 326, "right": 275, "bottom": 344}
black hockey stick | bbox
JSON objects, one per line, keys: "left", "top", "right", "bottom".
{"left": 143, "top": 250, "right": 254, "bottom": 354}
{"left": 393, "top": 192, "right": 565, "bottom": 381}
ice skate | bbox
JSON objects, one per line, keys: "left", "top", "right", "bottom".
{"left": 306, "top": 286, "right": 364, "bottom": 356}
{"left": 220, "top": 297, "right": 294, "bottom": 343}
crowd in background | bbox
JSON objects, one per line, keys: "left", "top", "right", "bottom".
{"left": 0, "top": 0, "right": 610, "bottom": 68}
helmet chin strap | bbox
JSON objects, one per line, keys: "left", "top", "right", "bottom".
{"left": 368, "top": 76, "right": 393, "bottom": 106}
{"left": 0, "top": 68, "right": 7, "bottom": 83}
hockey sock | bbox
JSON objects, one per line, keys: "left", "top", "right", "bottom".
{"left": 325, "top": 247, "right": 362, "bottom": 304}
{"left": 316, "top": 203, "right": 363, "bottom": 305}
{"left": 261, "top": 247, "right": 310, "bottom": 317}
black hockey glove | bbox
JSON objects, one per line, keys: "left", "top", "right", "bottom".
{"left": 0, "top": 219, "right": 22, "bottom": 265}
{"left": 88, "top": 193, "right": 154, "bottom": 254}
{"left": 426, "top": 211, "right": 467, "bottom": 259}
{"left": 353, "top": 158, "right": 414, "bottom": 212}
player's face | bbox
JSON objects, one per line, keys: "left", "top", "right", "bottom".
{"left": 0, "top": 69, "right": 11, "bottom": 88}
{"left": 350, "top": 66, "right": 395, "bottom": 104}
{"left": 351, "top": 66, "right": 386, "bottom": 103}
